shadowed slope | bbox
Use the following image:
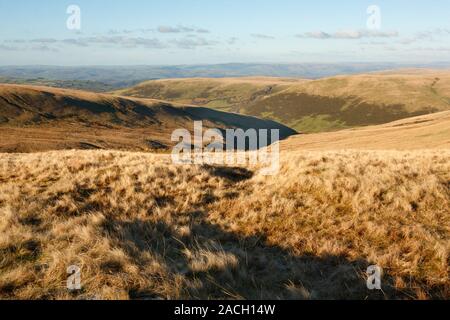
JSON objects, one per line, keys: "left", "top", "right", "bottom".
{"left": 0, "top": 84, "right": 296, "bottom": 153}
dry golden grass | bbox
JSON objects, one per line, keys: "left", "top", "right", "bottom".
{"left": 281, "top": 111, "right": 450, "bottom": 151}
{"left": 0, "top": 149, "right": 448, "bottom": 300}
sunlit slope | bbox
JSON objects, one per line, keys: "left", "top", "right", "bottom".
{"left": 281, "top": 111, "right": 450, "bottom": 151}
{"left": 116, "top": 71, "right": 450, "bottom": 133}
{"left": 113, "top": 77, "right": 306, "bottom": 111}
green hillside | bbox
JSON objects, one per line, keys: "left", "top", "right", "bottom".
{"left": 115, "top": 71, "right": 450, "bottom": 132}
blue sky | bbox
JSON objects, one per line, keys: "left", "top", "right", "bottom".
{"left": 0, "top": 0, "right": 449, "bottom": 65}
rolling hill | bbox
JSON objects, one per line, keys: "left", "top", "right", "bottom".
{"left": 0, "top": 81, "right": 449, "bottom": 301}
{"left": 280, "top": 110, "right": 450, "bottom": 151}
{"left": 115, "top": 71, "right": 450, "bottom": 133}
{"left": 0, "top": 76, "right": 116, "bottom": 92}
{"left": 0, "top": 84, "right": 296, "bottom": 153}
{"left": 114, "top": 77, "right": 304, "bottom": 112}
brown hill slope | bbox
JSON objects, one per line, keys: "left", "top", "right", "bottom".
{"left": 0, "top": 84, "right": 296, "bottom": 153}
{"left": 115, "top": 71, "right": 450, "bottom": 133}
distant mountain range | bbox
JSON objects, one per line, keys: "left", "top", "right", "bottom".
{"left": 1, "top": 62, "right": 450, "bottom": 91}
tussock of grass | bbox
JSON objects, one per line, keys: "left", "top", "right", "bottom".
{"left": 0, "top": 150, "right": 449, "bottom": 299}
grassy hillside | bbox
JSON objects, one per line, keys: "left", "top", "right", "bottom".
{"left": 116, "top": 71, "right": 450, "bottom": 133}
{"left": 0, "top": 84, "right": 296, "bottom": 153}
{"left": 281, "top": 111, "right": 450, "bottom": 151}
{"left": 114, "top": 77, "right": 304, "bottom": 111}
{"left": 0, "top": 149, "right": 448, "bottom": 299}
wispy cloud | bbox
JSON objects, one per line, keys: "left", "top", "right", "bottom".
{"left": 157, "top": 25, "right": 210, "bottom": 34}
{"left": 251, "top": 33, "right": 275, "bottom": 40}
{"left": 3, "top": 36, "right": 167, "bottom": 50}
{"left": 108, "top": 28, "right": 155, "bottom": 35}
{"left": 79, "top": 36, "right": 166, "bottom": 48}
{"left": 30, "top": 38, "right": 58, "bottom": 44}
{"left": 1, "top": 33, "right": 222, "bottom": 51}
{"left": 171, "top": 37, "right": 218, "bottom": 49}
{"left": 106, "top": 26, "right": 211, "bottom": 35}
{"left": 60, "top": 38, "right": 89, "bottom": 47}
{"left": 416, "top": 28, "right": 450, "bottom": 40}
{"left": 0, "top": 44, "right": 20, "bottom": 51}
{"left": 30, "top": 44, "right": 59, "bottom": 52}
{"left": 360, "top": 41, "right": 387, "bottom": 45}
{"left": 227, "top": 37, "right": 239, "bottom": 45}
{"left": 158, "top": 26, "right": 186, "bottom": 33}
{"left": 296, "top": 30, "right": 399, "bottom": 39}
{"left": 196, "top": 28, "right": 210, "bottom": 34}
{"left": 4, "top": 39, "right": 27, "bottom": 44}
{"left": 399, "top": 28, "right": 450, "bottom": 45}
{"left": 414, "top": 46, "right": 450, "bottom": 52}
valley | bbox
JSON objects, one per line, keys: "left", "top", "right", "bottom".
{"left": 0, "top": 70, "right": 449, "bottom": 301}
{"left": 116, "top": 70, "right": 450, "bottom": 133}
{"left": 0, "top": 84, "right": 295, "bottom": 153}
